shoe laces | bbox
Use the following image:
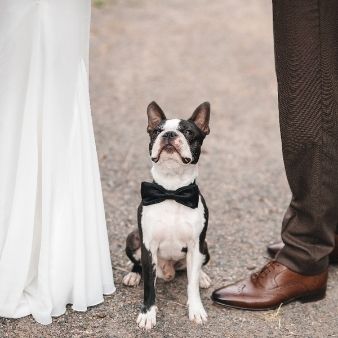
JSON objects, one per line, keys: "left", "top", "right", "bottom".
{"left": 252, "top": 261, "right": 279, "bottom": 280}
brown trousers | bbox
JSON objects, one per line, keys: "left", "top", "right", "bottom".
{"left": 273, "top": 0, "right": 338, "bottom": 275}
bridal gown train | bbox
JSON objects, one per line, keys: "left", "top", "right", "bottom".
{"left": 0, "top": 0, "right": 115, "bottom": 324}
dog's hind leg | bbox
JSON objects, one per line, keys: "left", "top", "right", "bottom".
{"left": 123, "top": 230, "right": 142, "bottom": 287}
{"left": 199, "top": 270, "right": 211, "bottom": 289}
{"left": 174, "top": 258, "right": 187, "bottom": 271}
{"left": 173, "top": 247, "right": 211, "bottom": 288}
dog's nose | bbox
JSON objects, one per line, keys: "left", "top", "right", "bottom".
{"left": 162, "top": 131, "right": 178, "bottom": 139}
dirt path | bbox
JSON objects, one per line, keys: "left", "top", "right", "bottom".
{"left": 1, "top": 1, "right": 337, "bottom": 337}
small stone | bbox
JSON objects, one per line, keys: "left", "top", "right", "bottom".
{"left": 96, "top": 312, "right": 107, "bottom": 318}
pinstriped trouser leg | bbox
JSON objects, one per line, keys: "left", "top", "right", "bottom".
{"left": 272, "top": 0, "right": 338, "bottom": 275}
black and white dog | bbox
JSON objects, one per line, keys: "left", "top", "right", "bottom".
{"left": 123, "top": 102, "right": 211, "bottom": 330}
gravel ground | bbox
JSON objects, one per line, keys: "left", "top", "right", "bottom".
{"left": 1, "top": 1, "right": 338, "bottom": 337}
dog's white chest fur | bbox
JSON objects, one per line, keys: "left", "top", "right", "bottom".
{"left": 141, "top": 197, "right": 205, "bottom": 260}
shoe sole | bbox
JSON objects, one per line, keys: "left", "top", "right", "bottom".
{"left": 211, "top": 287, "right": 326, "bottom": 311}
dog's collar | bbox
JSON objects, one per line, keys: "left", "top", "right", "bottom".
{"left": 141, "top": 181, "right": 199, "bottom": 209}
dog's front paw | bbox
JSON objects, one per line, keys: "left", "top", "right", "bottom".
{"left": 199, "top": 270, "right": 211, "bottom": 289}
{"left": 137, "top": 305, "right": 157, "bottom": 330}
{"left": 123, "top": 272, "right": 141, "bottom": 287}
{"left": 188, "top": 302, "right": 207, "bottom": 324}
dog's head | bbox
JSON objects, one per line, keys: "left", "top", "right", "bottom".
{"left": 146, "top": 101, "right": 210, "bottom": 165}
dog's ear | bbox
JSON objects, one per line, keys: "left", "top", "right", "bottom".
{"left": 147, "top": 101, "right": 166, "bottom": 133}
{"left": 189, "top": 102, "right": 210, "bottom": 135}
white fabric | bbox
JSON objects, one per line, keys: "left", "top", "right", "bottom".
{"left": 0, "top": 0, "right": 115, "bottom": 325}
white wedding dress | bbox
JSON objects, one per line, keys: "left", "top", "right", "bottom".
{"left": 0, "top": 0, "right": 115, "bottom": 325}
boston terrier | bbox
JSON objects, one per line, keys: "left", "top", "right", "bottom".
{"left": 123, "top": 101, "right": 211, "bottom": 330}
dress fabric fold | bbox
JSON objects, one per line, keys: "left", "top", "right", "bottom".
{"left": 0, "top": 0, "right": 115, "bottom": 325}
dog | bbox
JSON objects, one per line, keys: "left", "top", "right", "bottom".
{"left": 123, "top": 101, "right": 211, "bottom": 330}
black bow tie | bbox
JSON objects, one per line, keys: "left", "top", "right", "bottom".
{"left": 141, "top": 181, "right": 200, "bottom": 209}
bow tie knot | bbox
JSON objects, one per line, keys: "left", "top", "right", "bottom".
{"left": 141, "top": 181, "right": 200, "bottom": 209}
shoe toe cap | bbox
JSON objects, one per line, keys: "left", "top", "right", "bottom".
{"left": 211, "top": 283, "right": 244, "bottom": 304}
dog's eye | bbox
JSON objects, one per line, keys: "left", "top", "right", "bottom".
{"left": 184, "top": 129, "right": 192, "bottom": 136}
{"left": 153, "top": 129, "right": 161, "bottom": 136}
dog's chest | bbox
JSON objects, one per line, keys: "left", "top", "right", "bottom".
{"left": 141, "top": 197, "right": 205, "bottom": 260}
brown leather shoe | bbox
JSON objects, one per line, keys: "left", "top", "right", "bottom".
{"left": 211, "top": 261, "right": 327, "bottom": 310}
{"left": 267, "top": 235, "right": 338, "bottom": 263}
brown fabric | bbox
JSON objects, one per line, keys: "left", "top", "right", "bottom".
{"left": 267, "top": 235, "right": 338, "bottom": 263}
{"left": 211, "top": 261, "right": 327, "bottom": 310}
{"left": 267, "top": 241, "right": 284, "bottom": 257}
{"left": 272, "top": 0, "right": 338, "bottom": 275}
{"left": 330, "top": 236, "right": 338, "bottom": 263}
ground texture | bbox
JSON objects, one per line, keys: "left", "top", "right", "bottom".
{"left": 1, "top": 0, "right": 338, "bottom": 337}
